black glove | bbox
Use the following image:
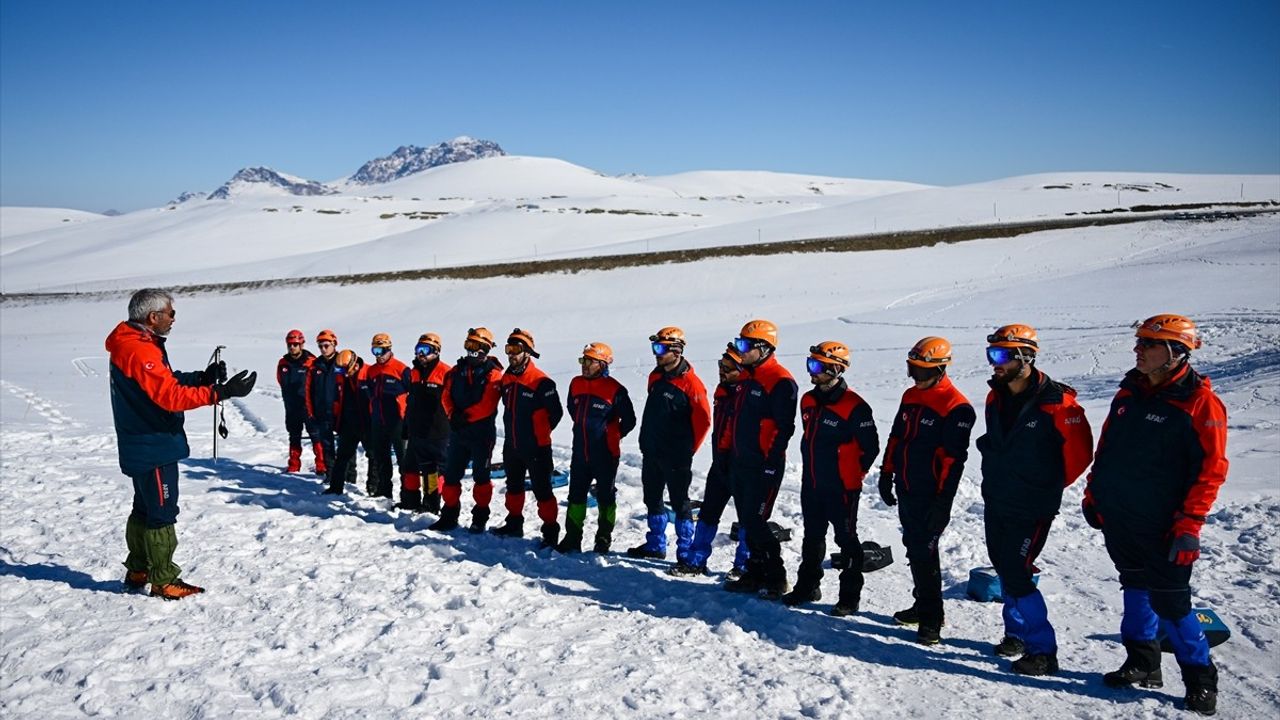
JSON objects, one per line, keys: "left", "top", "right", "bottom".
{"left": 203, "top": 360, "right": 227, "bottom": 385}
{"left": 878, "top": 470, "right": 897, "bottom": 507}
{"left": 214, "top": 370, "right": 257, "bottom": 401}
{"left": 1082, "top": 495, "right": 1104, "bottom": 530}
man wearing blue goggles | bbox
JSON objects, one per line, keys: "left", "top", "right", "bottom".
{"left": 977, "top": 323, "right": 1094, "bottom": 678}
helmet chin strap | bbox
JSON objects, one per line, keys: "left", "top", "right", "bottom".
{"left": 1160, "top": 341, "right": 1187, "bottom": 372}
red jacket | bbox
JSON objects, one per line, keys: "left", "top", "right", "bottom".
{"left": 363, "top": 356, "right": 409, "bottom": 426}
{"left": 730, "top": 354, "right": 798, "bottom": 467}
{"left": 443, "top": 356, "right": 504, "bottom": 426}
{"left": 500, "top": 360, "right": 563, "bottom": 452}
{"left": 800, "top": 379, "right": 880, "bottom": 491}
{"left": 883, "top": 375, "right": 976, "bottom": 500}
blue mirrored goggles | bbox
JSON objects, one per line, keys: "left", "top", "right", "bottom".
{"left": 986, "top": 347, "right": 1022, "bottom": 366}
{"left": 370, "top": 346, "right": 389, "bottom": 357}
{"left": 652, "top": 342, "right": 678, "bottom": 356}
{"left": 806, "top": 357, "right": 841, "bottom": 376}
{"left": 415, "top": 344, "right": 438, "bottom": 356}
{"left": 335, "top": 366, "right": 348, "bottom": 376}
{"left": 733, "top": 337, "right": 760, "bottom": 354}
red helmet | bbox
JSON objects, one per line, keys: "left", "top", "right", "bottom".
{"left": 285, "top": 329, "right": 305, "bottom": 345}
{"left": 908, "top": 336, "right": 953, "bottom": 367}
{"left": 1134, "top": 314, "right": 1201, "bottom": 351}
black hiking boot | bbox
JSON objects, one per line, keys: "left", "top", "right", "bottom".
{"left": 781, "top": 586, "right": 821, "bottom": 607}
{"left": 556, "top": 534, "right": 582, "bottom": 554}
{"left": 468, "top": 508, "right": 490, "bottom": 534}
{"left": 1104, "top": 640, "right": 1164, "bottom": 688}
{"left": 916, "top": 625, "right": 942, "bottom": 645}
{"left": 1011, "top": 653, "right": 1059, "bottom": 676}
{"left": 626, "top": 543, "right": 665, "bottom": 560}
{"left": 829, "top": 599, "right": 860, "bottom": 617}
{"left": 423, "top": 491, "right": 441, "bottom": 514}
{"left": 893, "top": 605, "right": 920, "bottom": 625}
{"left": 490, "top": 517, "right": 524, "bottom": 538}
{"left": 667, "top": 561, "right": 708, "bottom": 577}
{"left": 429, "top": 505, "right": 460, "bottom": 532}
{"left": 540, "top": 522, "right": 560, "bottom": 548}
{"left": 724, "top": 570, "right": 764, "bottom": 594}
{"left": 994, "top": 635, "right": 1026, "bottom": 657}
{"left": 1180, "top": 661, "right": 1218, "bottom": 716}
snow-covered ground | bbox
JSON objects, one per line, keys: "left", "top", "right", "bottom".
{"left": 1, "top": 171, "right": 1279, "bottom": 717}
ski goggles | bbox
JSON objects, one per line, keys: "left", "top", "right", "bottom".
{"left": 806, "top": 357, "right": 840, "bottom": 376}
{"left": 986, "top": 347, "right": 1023, "bottom": 366}
{"left": 415, "top": 343, "right": 438, "bottom": 356}
{"left": 733, "top": 337, "right": 768, "bottom": 354}
{"left": 1134, "top": 338, "right": 1164, "bottom": 350}
{"left": 652, "top": 342, "right": 680, "bottom": 357}
{"left": 370, "top": 346, "right": 390, "bottom": 357}
{"left": 335, "top": 366, "right": 347, "bottom": 376}
{"left": 579, "top": 356, "right": 602, "bottom": 366}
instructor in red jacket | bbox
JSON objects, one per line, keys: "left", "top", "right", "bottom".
{"left": 107, "top": 289, "right": 255, "bottom": 600}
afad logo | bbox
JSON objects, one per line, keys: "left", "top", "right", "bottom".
{"left": 1117, "top": 406, "right": 1127, "bottom": 416}
{"left": 145, "top": 362, "right": 155, "bottom": 371}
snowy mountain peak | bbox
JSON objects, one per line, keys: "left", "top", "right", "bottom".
{"left": 169, "top": 190, "right": 208, "bottom": 205}
{"left": 347, "top": 137, "right": 506, "bottom": 185}
{"left": 209, "top": 167, "right": 336, "bottom": 200}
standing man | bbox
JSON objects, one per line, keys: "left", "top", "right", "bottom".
{"left": 364, "top": 333, "right": 409, "bottom": 499}
{"left": 322, "top": 350, "right": 378, "bottom": 495}
{"left": 1084, "top": 315, "right": 1227, "bottom": 715}
{"left": 724, "top": 319, "right": 799, "bottom": 598}
{"left": 277, "top": 329, "right": 316, "bottom": 473}
{"left": 879, "top": 336, "right": 976, "bottom": 644}
{"left": 493, "top": 328, "right": 564, "bottom": 544}
{"left": 433, "top": 328, "right": 504, "bottom": 532}
{"left": 781, "top": 341, "right": 879, "bottom": 611}
{"left": 978, "top": 324, "right": 1093, "bottom": 676}
{"left": 399, "top": 333, "right": 451, "bottom": 513}
{"left": 305, "top": 329, "right": 340, "bottom": 480}
{"left": 629, "top": 327, "right": 711, "bottom": 562}
{"left": 107, "top": 288, "right": 256, "bottom": 599}
{"left": 560, "top": 342, "right": 636, "bottom": 554}
{"left": 671, "top": 343, "right": 749, "bottom": 577}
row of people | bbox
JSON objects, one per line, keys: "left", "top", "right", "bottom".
{"left": 114, "top": 289, "right": 1224, "bottom": 715}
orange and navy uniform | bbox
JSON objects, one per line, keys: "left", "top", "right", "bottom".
{"left": 567, "top": 375, "right": 637, "bottom": 465}
{"left": 799, "top": 379, "right": 880, "bottom": 493}
{"left": 1086, "top": 364, "right": 1227, "bottom": 532}
{"left": 637, "top": 357, "right": 711, "bottom": 460}
{"left": 304, "top": 354, "right": 341, "bottom": 424}
{"left": 883, "top": 375, "right": 976, "bottom": 503}
{"left": 105, "top": 321, "right": 215, "bottom": 477}
{"left": 405, "top": 357, "right": 451, "bottom": 443}
{"left": 977, "top": 369, "right": 1093, "bottom": 519}
{"left": 443, "top": 357, "right": 504, "bottom": 427}
{"left": 335, "top": 363, "right": 368, "bottom": 433}
{"left": 363, "top": 357, "right": 410, "bottom": 427}
{"left": 711, "top": 382, "right": 740, "bottom": 461}
{"left": 276, "top": 350, "right": 314, "bottom": 410}
{"left": 500, "top": 360, "right": 563, "bottom": 453}
{"left": 730, "top": 354, "right": 798, "bottom": 469}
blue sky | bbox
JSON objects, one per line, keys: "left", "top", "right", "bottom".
{"left": 2, "top": 1, "right": 1278, "bottom": 212}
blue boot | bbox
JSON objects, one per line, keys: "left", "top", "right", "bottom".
{"left": 1160, "top": 612, "right": 1211, "bottom": 668}
{"left": 1121, "top": 588, "right": 1159, "bottom": 642}
{"left": 674, "top": 517, "right": 696, "bottom": 565}
{"left": 731, "top": 525, "right": 751, "bottom": 577}
{"left": 626, "top": 513, "right": 669, "bottom": 559}
{"left": 670, "top": 521, "right": 716, "bottom": 576}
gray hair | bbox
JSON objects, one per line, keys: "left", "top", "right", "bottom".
{"left": 127, "top": 288, "right": 174, "bottom": 322}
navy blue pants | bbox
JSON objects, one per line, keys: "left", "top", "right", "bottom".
{"left": 900, "top": 494, "right": 946, "bottom": 627}
{"left": 284, "top": 401, "right": 317, "bottom": 447}
{"left": 129, "top": 462, "right": 180, "bottom": 528}
{"left": 732, "top": 461, "right": 785, "bottom": 582}
{"left": 641, "top": 452, "right": 693, "bottom": 518}
{"left": 569, "top": 452, "right": 619, "bottom": 507}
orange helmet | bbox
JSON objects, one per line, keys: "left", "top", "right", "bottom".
{"left": 722, "top": 342, "right": 745, "bottom": 366}
{"left": 1134, "top": 314, "right": 1201, "bottom": 350}
{"left": 649, "top": 326, "right": 686, "bottom": 349}
{"left": 506, "top": 327, "right": 540, "bottom": 358}
{"left": 285, "top": 329, "right": 305, "bottom": 345}
{"left": 316, "top": 329, "right": 337, "bottom": 344}
{"left": 336, "top": 349, "right": 357, "bottom": 373}
{"left": 908, "top": 336, "right": 953, "bottom": 367}
{"left": 371, "top": 332, "right": 392, "bottom": 349}
{"left": 465, "top": 327, "right": 495, "bottom": 351}
{"left": 809, "top": 340, "right": 851, "bottom": 370}
{"left": 582, "top": 341, "right": 614, "bottom": 365}
{"left": 739, "top": 319, "right": 779, "bottom": 349}
{"left": 416, "top": 333, "right": 442, "bottom": 354}
{"left": 987, "top": 324, "right": 1038, "bottom": 352}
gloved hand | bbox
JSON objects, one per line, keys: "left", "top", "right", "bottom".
{"left": 214, "top": 370, "right": 257, "bottom": 401}
{"left": 203, "top": 359, "right": 227, "bottom": 385}
{"left": 878, "top": 470, "right": 896, "bottom": 507}
{"left": 1167, "top": 512, "right": 1203, "bottom": 565}
{"left": 1082, "top": 494, "right": 1104, "bottom": 530}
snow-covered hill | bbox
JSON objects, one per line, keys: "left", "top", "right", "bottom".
{"left": 1, "top": 199, "right": 1278, "bottom": 717}
{"left": 1, "top": 163, "right": 1275, "bottom": 294}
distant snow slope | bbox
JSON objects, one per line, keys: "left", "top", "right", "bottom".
{"left": 0, "top": 206, "right": 106, "bottom": 243}
{"left": 1, "top": 213, "right": 1277, "bottom": 718}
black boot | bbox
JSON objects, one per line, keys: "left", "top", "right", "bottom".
{"left": 490, "top": 516, "right": 524, "bottom": 538}
{"left": 423, "top": 491, "right": 441, "bottom": 514}
{"left": 994, "top": 635, "right": 1026, "bottom": 657}
{"left": 1180, "top": 661, "right": 1218, "bottom": 716}
{"left": 1011, "top": 653, "right": 1060, "bottom": 676}
{"left": 725, "top": 557, "right": 766, "bottom": 593}
{"left": 395, "top": 489, "right": 423, "bottom": 512}
{"left": 757, "top": 553, "right": 790, "bottom": 601}
{"left": 915, "top": 625, "right": 942, "bottom": 645}
{"left": 829, "top": 566, "right": 863, "bottom": 616}
{"left": 469, "top": 507, "right": 490, "bottom": 534}
{"left": 556, "top": 527, "right": 583, "bottom": 554}
{"left": 1103, "top": 640, "right": 1163, "bottom": 689}
{"left": 429, "top": 505, "right": 460, "bottom": 532}
{"left": 893, "top": 605, "right": 920, "bottom": 626}
{"left": 540, "top": 522, "right": 560, "bottom": 548}
{"left": 781, "top": 585, "right": 821, "bottom": 607}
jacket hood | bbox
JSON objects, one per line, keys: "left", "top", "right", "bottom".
{"left": 105, "top": 321, "right": 157, "bottom": 354}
